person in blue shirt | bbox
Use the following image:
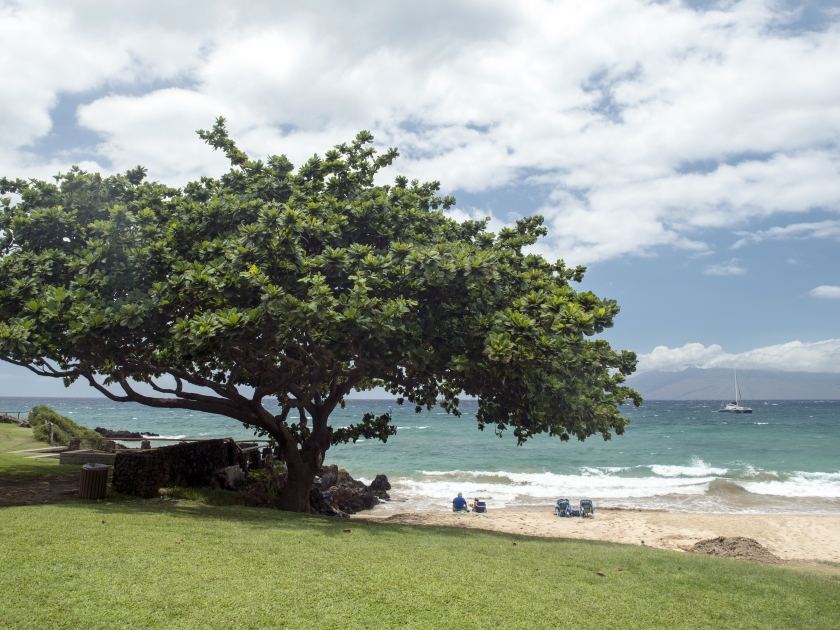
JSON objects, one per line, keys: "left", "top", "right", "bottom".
{"left": 452, "top": 492, "right": 468, "bottom": 512}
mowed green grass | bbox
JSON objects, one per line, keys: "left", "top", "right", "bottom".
{"left": 0, "top": 424, "right": 81, "bottom": 481}
{"left": 1, "top": 501, "right": 838, "bottom": 629}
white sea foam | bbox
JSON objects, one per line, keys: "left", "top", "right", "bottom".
{"left": 144, "top": 434, "right": 187, "bottom": 440}
{"left": 380, "top": 462, "right": 840, "bottom": 512}
{"left": 739, "top": 471, "right": 840, "bottom": 498}
{"left": 394, "top": 468, "right": 713, "bottom": 510}
{"left": 649, "top": 458, "right": 727, "bottom": 478}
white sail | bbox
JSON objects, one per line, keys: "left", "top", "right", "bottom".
{"left": 719, "top": 368, "right": 752, "bottom": 413}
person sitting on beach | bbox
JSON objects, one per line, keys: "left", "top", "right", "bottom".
{"left": 472, "top": 497, "right": 481, "bottom": 510}
{"left": 452, "top": 492, "right": 468, "bottom": 513}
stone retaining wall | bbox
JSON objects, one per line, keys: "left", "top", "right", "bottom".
{"left": 113, "top": 439, "right": 237, "bottom": 497}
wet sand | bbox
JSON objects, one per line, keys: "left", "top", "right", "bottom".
{"left": 353, "top": 507, "right": 840, "bottom": 563}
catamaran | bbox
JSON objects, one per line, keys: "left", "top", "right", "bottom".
{"left": 718, "top": 369, "right": 752, "bottom": 413}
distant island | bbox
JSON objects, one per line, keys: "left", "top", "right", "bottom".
{"left": 627, "top": 368, "right": 840, "bottom": 400}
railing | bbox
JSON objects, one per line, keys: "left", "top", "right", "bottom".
{"left": 0, "top": 411, "right": 28, "bottom": 421}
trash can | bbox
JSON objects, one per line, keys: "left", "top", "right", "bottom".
{"left": 79, "top": 463, "right": 109, "bottom": 499}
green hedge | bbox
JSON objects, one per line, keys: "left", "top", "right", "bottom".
{"left": 28, "top": 405, "right": 102, "bottom": 446}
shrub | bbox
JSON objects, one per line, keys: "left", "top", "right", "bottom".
{"left": 28, "top": 405, "right": 102, "bottom": 446}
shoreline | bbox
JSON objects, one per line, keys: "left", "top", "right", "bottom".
{"left": 373, "top": 495, "right": 840, "bottom": 516}
{"left": 352, "top": 506, "right": 840, "bottom": 563}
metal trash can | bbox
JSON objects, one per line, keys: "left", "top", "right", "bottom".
{"left": 79, "top": 463, "right": 109, "bottom": 499}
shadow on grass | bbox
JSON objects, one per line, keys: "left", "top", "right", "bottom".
{"left": 28, "top": 491, "right": 840, "bottom": 583}
{"left": 22, "top": 495, "right": 784, "bottom": 566}
{"left": 40, "top": 492, "right": 608, "bottom": 548}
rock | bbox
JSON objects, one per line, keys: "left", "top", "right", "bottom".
{"left": 2, "top": 414, "right": 31, "bottom": 427}
{"left": 369, "top": 474, "right": 391, "bottom": 495}
{"left": 326, "top": 484, "right": 379, "bottom": 513}
{"left": 140, "top": 440, "right": 151, "bottom": 450}
{"left": 319, "top": 464, "right": 340, "bottom": 489}
{"left": 313, "top": 465, "right": 388, "bottom": 512}
{"left": 310, "top": 486, "right": 340, "bottom": 516}
{"left": 369, "top": 474, "right": 391, "bottom": 491}
{"left": 95, "top": 427, "right": 160, "bottom": 438}
{"left": 337, "top": 470, "right": 357, "bottom": 486}
{"left": 104, "top": 440, "right": 117, "bottom": 453}
{"left": 233, "top": 470, "right": 286, "bottom": 509}
{"left": 214, "top": 465, "right": 245, "bottom": 489}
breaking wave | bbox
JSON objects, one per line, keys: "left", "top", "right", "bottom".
{"left": 379, "top": 459, "right": 840, "bottom": 512}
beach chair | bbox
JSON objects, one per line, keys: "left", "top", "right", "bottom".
{"left": 579, "top": 499, "right": 594, "bottom": 518}
{"left": 474, "top": 501, "right": 487, "bottom": 513}
{"left": 554, "top": 499, "right": 571, "bottom": 517}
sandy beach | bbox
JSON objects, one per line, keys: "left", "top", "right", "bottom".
{"left": 354, "top": 507, "right": 840, "bottom": 563}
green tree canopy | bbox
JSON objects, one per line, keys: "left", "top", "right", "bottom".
{"left": 0, "top": 118, "right": 640, "bottom": 511}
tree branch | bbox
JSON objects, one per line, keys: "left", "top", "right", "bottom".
{"left": 0, "top": 356, "right": 81, "bottom": 379}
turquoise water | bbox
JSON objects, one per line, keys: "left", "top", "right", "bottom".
{"left": 3, "top": 397, "right": 838, "bottom": 513}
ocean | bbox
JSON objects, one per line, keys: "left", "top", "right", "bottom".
{"left": 3, "top": 397, "right": 838, "bottom": 514}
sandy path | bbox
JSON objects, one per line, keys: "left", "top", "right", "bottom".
{"left": 354, "top": 508, "right": 840, "bottom": 563}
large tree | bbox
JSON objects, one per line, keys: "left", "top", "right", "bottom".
{"left": 0, "top": 119, "right": 640, "bottom": 511}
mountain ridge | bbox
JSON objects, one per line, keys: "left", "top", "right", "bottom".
{"left": 626, "top": 368, "right": 840, "bottom": 400}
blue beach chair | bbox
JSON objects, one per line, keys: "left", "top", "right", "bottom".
{"left": 554, "top": 499, "right": 571, "bottom": 517}
{"left": 579, "top": 499, "right": 594, "bottom": 518}
{"left": 474, "top": 501, "right": 487, "bottom": 513}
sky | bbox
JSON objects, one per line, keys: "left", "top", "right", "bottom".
{"left": 1, "top": 0, "right": 839, "bottom": 397}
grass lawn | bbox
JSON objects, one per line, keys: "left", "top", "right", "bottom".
{"left": 0, "top": 424, "right": 81, "bottom": 481}
{"left": 1, "top": 500, "right": 838, "bottom": 629}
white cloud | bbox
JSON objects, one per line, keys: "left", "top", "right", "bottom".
{"left": 1, "top": 1, "right": 840, "bottom": 262}
{"left": 637, "top": 339, "right": 840, "bottom": 373}
{"left": 704, "top": 258, "right": 746, "bottom": 275}
{"left": 809, "top": 285, "right": 840, "bottom": 299}
{"left": 732, "top": 219, "right": 840, "bottom": 249}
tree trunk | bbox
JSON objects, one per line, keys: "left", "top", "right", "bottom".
{"left": 277, "top": 433, "right": 329, "bottom": 513}
{"left": 266, "top": 406, "right": 332, "bottom": 513}
{"left": 279, "top": 458, "right": 318, "bottom": 512}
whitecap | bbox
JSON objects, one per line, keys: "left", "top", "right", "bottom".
{"left": 739, "top": 471, "right": 840, "bottom": 498}
{"left": 401, "top": 468, "right": 714, "bottom": 509}
{"left": 649, "top": 458, "right": 727, "bottom": 478}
